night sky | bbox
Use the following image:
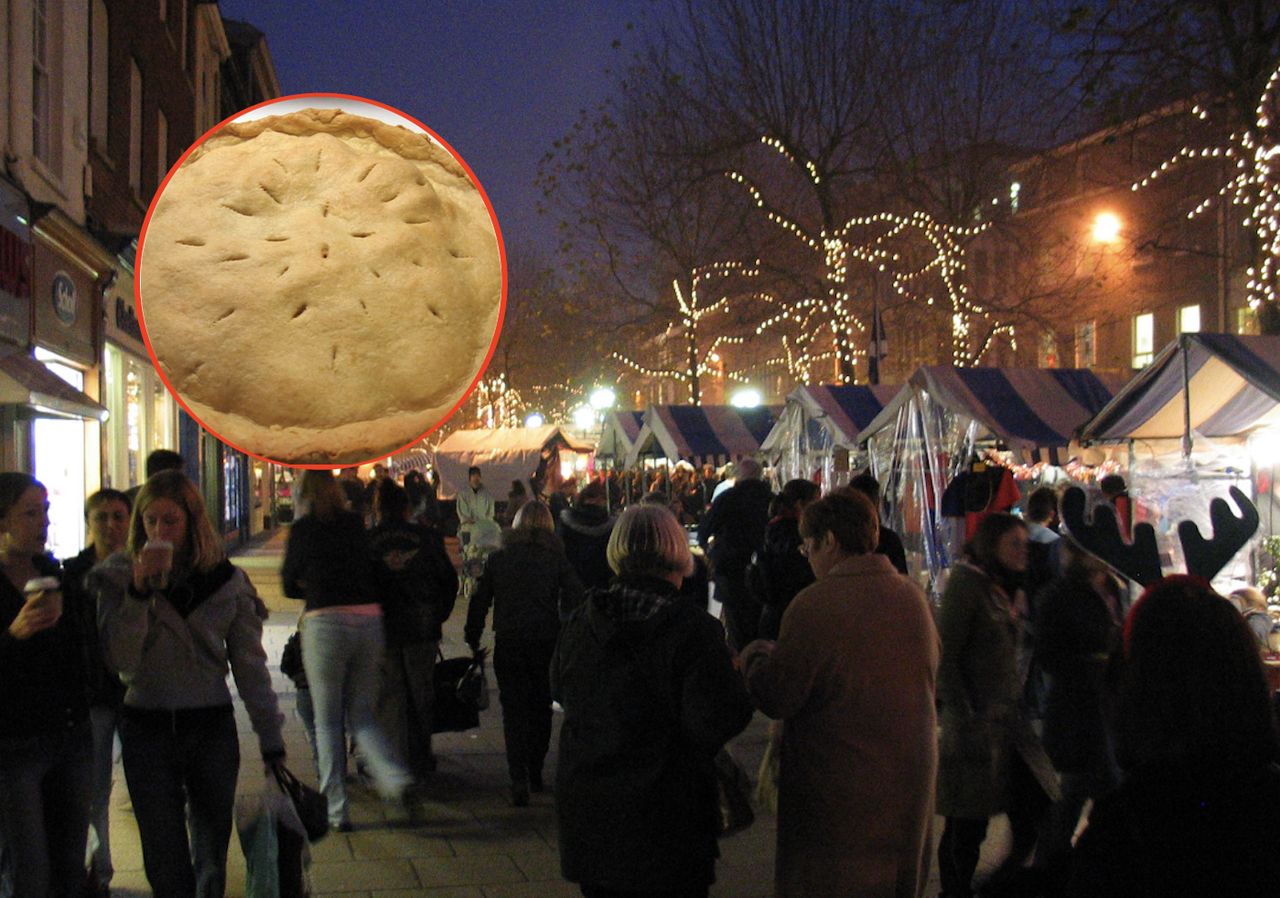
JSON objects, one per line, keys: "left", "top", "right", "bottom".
{"left": 215, "top": 0, "right": 654, "bottom": 257}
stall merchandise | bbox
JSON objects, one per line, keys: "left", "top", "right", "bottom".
{"left": 861, "top": 366, "right": 1127, "bottom": 595}
{"left": 760, "top": 384, "right": 898, "bottom": 489}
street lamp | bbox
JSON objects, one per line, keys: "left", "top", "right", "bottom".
{"left": 524, "top": 412, "right": 545, "bottom": 428}
{"left": 571, "top": 404, "right": 596, "bottom": 431}
{"left": 589, "top": 386, "right": 617, "bottom": 411}
{"left": 730, "top": 387, "right": 762, "bottom": 409}
{"left": 1091, "top": 210, "right": 1122, "bottom": 244}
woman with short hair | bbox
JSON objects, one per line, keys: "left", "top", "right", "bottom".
{"left": 92, "top": 470, "right": 284, "bottom": 897}
{"left": 0, "top": 472, "right": 93, "bottom": 898}
{"left": 741, "top": 491, "right": 940, "bottom": 897}
{"left": 553, "top": 504, "right": 753, "bottom": 897}
{"left": 465, "top": 500, "right": 581, "bottom": 805}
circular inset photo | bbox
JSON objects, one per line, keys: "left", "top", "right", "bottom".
{"left": 136, "top": 94, "right": 505, "bottom": 466}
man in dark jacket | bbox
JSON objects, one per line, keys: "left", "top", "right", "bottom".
{"left": 558, "top": 480, "right": 619, "bottom": 593}
{"left": 698, "top": 457, "right": 774, "bottom": 650}
{"left": 368, "top": 481, "right": 459, "bottom": 777}
{"left": 845, "top": 473, "right": 909, "bottom": 576}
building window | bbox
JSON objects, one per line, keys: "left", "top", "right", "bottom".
{"left": 90, "top": 0, "right": 109, "bottom": 151}
{"left": 1039, "top": 332, "right": 1059, "bottom": 368}
{"left": 157, "top": 110, "right": 168, "bottom": 189}
{"left": 1238, "top": 307, "right": 1260, "bottom": 335}
{"left": 1178, "top": 304, "right": 1201, "bottom": 334}
{"left": 1133, "top": 312, "right": 1155, "bottom": 368}
{"left": 1075, "top": 321, "right": 1096, "bottom": 368}
{"left": 33, "top": 0, "right": 53, "bottom": 166}
{"left": 129, "top": 59, "right": 142, "bottom": 194}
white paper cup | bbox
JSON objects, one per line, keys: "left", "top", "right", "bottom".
{"left": 142, "top": 540, "right": 174, "bottom": 591}
{"left": 23, "top": 576, "right": 62, "bottom": 618}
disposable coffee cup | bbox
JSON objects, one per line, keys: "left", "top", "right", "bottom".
{"left": 23, "top": 576, "right": 62, "bottom": 619}
{"left": 142, "top": 539, "right": 174, "bottom": 591}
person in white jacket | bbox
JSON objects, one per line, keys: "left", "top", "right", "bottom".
{"left": 92, "top": 470, "right": 284, "bottom": 898}
{"left": 455, "top": 465, "right": 495, "bottom": 547}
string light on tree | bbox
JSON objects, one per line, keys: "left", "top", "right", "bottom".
{"left": 611, "top": 261, "right": 762, "bottom": 404}
{"left": 1130, "top": 61, "right": 1280, "bottom": 310}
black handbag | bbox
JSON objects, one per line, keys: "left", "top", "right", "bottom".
{"left": 432, "top": 649, "right": 486, "bottom": 733}
{"left": 713, "top": 749, "right": 755, "bottom": 837}
{"left": 272, "top": 763, "right": 329, "bottom": 843}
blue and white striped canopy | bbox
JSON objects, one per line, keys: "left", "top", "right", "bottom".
{"left": 626, "top": 404, "right": 780, "bottom": 466}
{"left": 596, "top": 410, "right": 646, "bottom": 460}
{"left": 1078, "top": 333, "right": 1280, "bottom": 442}
{"left": 862, "top": 365, "right": 1128, "bottom": 458}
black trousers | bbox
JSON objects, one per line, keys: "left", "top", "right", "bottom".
{"left": 492, "top": 637, "right": 556, "bottom": 785}
{"left": 580, "top": 884, "right": 709, "bottom": 898}
{"left": 713, "top": 568, "right": 760, "bottom": 651}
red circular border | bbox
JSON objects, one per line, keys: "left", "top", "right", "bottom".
{"left": 135, "top": 92, "right": 508, "bottom": 470}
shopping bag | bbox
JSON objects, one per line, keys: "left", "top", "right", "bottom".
{"left": 271, "top": 763, "right": 329, "bottom": 843}
{"left": 236, "top": 788, "right": 310, "bottom": 898}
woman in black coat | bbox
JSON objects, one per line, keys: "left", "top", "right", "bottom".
{"left": 552, "top": 504, "right": 754, "bottom": 898}
{"left": 755, "top": 478, "right": 821, "bottom": 640}
{"left": 465, "top": 501, "right": 582, "bottom": 805}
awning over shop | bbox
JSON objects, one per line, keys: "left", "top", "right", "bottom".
{"left": 596, "top": 410, "right": 645, "bottom": 461}
{"left": 626, "top": 404, "right": 780, "bottom": 467}
{"left": 863, "top": 365, "right": 1128, "bottom": 461}
{"left": 434, "top": 424, "right": 589, "bottom": 498}
{"left": 1078, "top": 333, "right": 1280, "bottom": 443}
{"left": 0, "top": 345, "right": 107, "bottom": 421}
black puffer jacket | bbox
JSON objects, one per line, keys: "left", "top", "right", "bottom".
{"left": 465, "top": 527, "right": 583, "bottom": 645}
{"left": 552, "top": 575, "right": 754, "bottom": 891}
{"left": 558, "top": 503, "right": 618, "bottom": 591}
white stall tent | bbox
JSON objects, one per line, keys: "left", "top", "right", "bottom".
{"left": 596, "top": 410, "right": 646, "bottom": 467}
{"left": 760, "top": 384, "right": 899, "bottom": 488}
{"left": 861, "top": 365, "right": 1128, "bottom": 595}
{"left": 625, "top": 404, "right": 780, "bottom": 468}
{"left": 1077, "top": 333, "right": 1280, "bottom": 584}
{"left": 434, "top": 425, "right": 592, "bottom": 499}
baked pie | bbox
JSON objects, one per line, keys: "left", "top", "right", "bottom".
{"left": 137, "top": 107, "right": 503, "bottom": 464}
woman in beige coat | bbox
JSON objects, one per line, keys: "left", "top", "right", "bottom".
{"left": 741, "top": 490, "right": 940, "bottom": 898}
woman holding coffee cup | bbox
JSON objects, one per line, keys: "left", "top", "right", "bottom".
{"left": 91, "top": 470, "right": 285, "bottom": 898}
{"left": 0, "top": 472, "right": 93, "bottom": 898}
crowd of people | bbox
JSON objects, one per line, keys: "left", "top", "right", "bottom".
{"left": 1, "top": 453, "right": 1277, "bottom": 898}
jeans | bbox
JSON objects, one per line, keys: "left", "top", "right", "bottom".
{"left": 302, "top": 612, "right": 413, "bottom": 824}
{"left": 0, "top": 720, "right": 93, "bottom": 898}
{"left": 120, "top": 705, "right": 240, "bottom": 898}
{"left": 295, "top": 687, "right": 318, "bottom": 776}
{"left": 493, "top": 638, "right": 556, "bottom": 785}
{"left": 378, "top": 640, "right": 438, "bottom": 778}
{"left": 87, "top": 704, "right": 121, "bottom": 888}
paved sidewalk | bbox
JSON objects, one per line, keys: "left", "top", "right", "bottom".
{"left": 101, "top": 528, "right": 1008, "bottom": 897}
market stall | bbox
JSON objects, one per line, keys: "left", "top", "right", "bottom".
{"left": 433, "top": 425, "right": 592, "bottom": 499}
{"left": 596, "top": 410, "right": 645, "bottom": 470}
{"left": 624, "top": 404, "right": 780, "bottom": 468}
{"left": 861, "top": 365, "right": 1128, "bottom": 594}
{"left": 760, "top": 384, "right": 899, "bottom": 488}
{"left": 1078, "top": 333, "right": 1280, "bottom": 589}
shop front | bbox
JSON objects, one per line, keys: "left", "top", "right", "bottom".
{"left": 100, "top": 244, "right": 179, "bottom": 492}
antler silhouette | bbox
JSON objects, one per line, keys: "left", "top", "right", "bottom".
{"left": 1060, "top": 486, "right": 1163, "bottom": 586}
{"left": 1177, "top": 486, "right": 1259, "bottom": 583}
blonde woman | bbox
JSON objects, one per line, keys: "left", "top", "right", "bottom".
{"left": 552, "top": 504, "right": 753, "bottom": 897}
{"left": 465, "top": 500, "right": 582, "bottom": 805}
{"left": 91, "top": 470, "right": 284, "bottom": 897}
{"left": 281, "top": 470, "right": 415, "bottom": 830}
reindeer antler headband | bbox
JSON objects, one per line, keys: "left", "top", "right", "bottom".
{"left": 1059, "top": 485, "right": 1259, "bottom": 586}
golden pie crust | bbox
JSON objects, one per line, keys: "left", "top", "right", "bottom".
{"left": 137, "top": 108, "right": 502, "bottom": 464}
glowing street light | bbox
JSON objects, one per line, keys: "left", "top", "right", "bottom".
{"left": 589, "top": 386, "right": 617, "bottom": 410}
{"left": 524, "top": 412, "right": 545, "bottom": 428}
{"left": 730, "top": 387, "right": 762, "bottom": 409}
{"left": 571, "top": 405, "right": 597, "bottom": 431}
{"left": 1091, "top": 210, "right": 1122, "bottom": 244}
